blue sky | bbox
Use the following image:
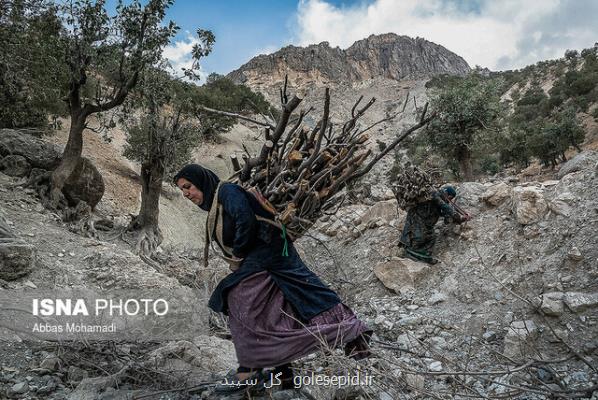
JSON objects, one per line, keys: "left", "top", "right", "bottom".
{"left": 105, "top": 0, "right": 598, "bottom": 78}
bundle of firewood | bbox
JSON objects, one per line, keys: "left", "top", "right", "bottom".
{"left": 201, "top": 78, "right": 434, "bottom": 236}
{"left": 391, "top": 164, "right": 435, "bottom": 210}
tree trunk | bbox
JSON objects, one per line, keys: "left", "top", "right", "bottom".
{"left": 457, "top": 145, "right": 474, "bottom": 181}
{"left": 49, "top": 110, "right": 86, "bottom": 207}
{"left": 138, "top": 160, "right": 163, "bottom": 230}
{"left": 132, "top": 156, "right": 164, "bottom": 256}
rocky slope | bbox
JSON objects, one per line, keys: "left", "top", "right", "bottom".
{"left": 228, "top": 33, "right": 470, "bottom": 89}
{"left": 1, "top": 127, "right": 597, "bottom": 399}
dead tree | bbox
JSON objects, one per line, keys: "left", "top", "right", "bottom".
{"left": 200, "top": 77, "right": 434, "bottom": 235}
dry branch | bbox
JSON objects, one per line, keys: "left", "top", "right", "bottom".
{"left": 201, "top": 77, "right": 433, "bottom": 235}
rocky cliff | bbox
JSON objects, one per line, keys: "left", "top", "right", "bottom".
{"left": 228, "top": 33, "right": 470, "bottom": 87}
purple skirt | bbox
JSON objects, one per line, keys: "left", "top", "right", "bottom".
{"left": 227, "top": 271, "right": 370, "bottom": 367}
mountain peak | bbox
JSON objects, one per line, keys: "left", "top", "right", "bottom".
{"left": 228, "top": 33, "right": 470, "bottom": 87}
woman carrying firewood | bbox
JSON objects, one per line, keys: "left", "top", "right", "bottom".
{"left": 174, "top": 163, "right": 371, "bottom": 394}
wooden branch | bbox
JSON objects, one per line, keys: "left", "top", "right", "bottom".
{"left": 196, "top": 104, "right": 275, "bottom": 129}
{"left": 269, "top": 95, "right": 302, "bottom": 147}
{"left": 352, "top": 105, "right": 435, "bottom": 180}
{"left": 278, "top": 108, "right": 310, "bottom": 165}
{"left": 230, "top": 154, "right": 241, "bottom": 172}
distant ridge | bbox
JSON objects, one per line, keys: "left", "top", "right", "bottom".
{"left": 228, "top": 33, "right": 471, "bottom": 87}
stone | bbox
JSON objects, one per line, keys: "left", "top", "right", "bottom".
{"left": 567, "top": 247, "right": 583, "bottom": 261}
{"left": 356, "top": 199, "right": 399, "bottom": 226}
{"left": 483, "top": 331, "right": 497, "bottom": 341}
{"left": 428, "top": 291, "right": 447, "bottom": 305}
{"left": 558, "top": 150, "right": 598, "bottom": 178}
{"left": 512, "top": 186, "right": 548, "bottom": 225}
{"left": 429, "top": 336, "right": 447, "bottom": 350}
{"left": 539, "top": 292, "right": 564, "bottom": 317}
{"left": 324, "top": 219, "right": 343, "bottom": 236}
{"left": 0, "top": 129, "right": 61, "bottom": 170}
{"left": 480, "top": 182, "right": 512, "bottom": 206}
{"left": 36, "top": 378, "right": 57, "bottom": 395}
{"left": 40, "top": 355, "right": 61, "bottom": 371}
{"left": 0, "top": 155, "right": 31, "bottom": 177}
{"left": 374, "top": 257, "right": 431, "bottom": 294}
{"left": 396, "top": 333, "right": 411, "bottom": 350}
{"left": 9, "top": 381, "right": 29, "bottom": 395}
{"left": 503, "top": 320, "right": 538, "bottom": 359}
{"left": 397, "top": 315, "right": 423, "bottom": 327}
{"left": 145, "top": 337, "right": 236, "bottom": 386}
{"left": 428, "top": 361, "right": 443, "bottom": 372}
{"left": 549, "top": 192, "right": 577, "bottom": 217}
{"left": 563, "top": 292, "right": 598, "bottom": 312}
{"left": 62, "top": 157, "right": 105, "bottom": 209}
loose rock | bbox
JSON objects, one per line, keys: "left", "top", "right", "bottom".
{"left": 512, "top": 186, "right": 548, "bottom": 225}
{"left": 374, "top": 257, "right": 431, "bottom": 294}
{"left": 563, "top": 292, "right": 598, "bottom": 312}
{"left": 480, "top": 182, "right": 512, "bottom": 206}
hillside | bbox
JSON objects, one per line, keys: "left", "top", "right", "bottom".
{"left": 1, "top": 128, "right": 597, "bottom": 399}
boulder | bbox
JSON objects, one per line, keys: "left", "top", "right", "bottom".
{"left": 480, "top": 182, "right": 512, "bottom": 206}
{"left": 40, "top": 354, "right": 61, "bottom": 372}
{"left": 503, "top": 320, "right": 538, "bottom": 359}
{"left": 512, "top": 186, "right": 548, "bottom": 225}
{"left": 563, "top": 292, "right": 598, "bottom": 312}
{"left": 0, "top": 155, "right": 31, "bottom": 177}
{"left": 455, "top": 182, "right": 486, "bottom": 209}
{"left": 62, "top": 157, "right": 105, "bottom": 209}
{"left": 374, "top": 257, "right": 431, "bottom": 294}
{"left": 549, "top": 191, "right": 577, "bottom": 217}
{"left": 8, "top": 381, "right": 29, "bottom": 396}
{"left": 557, "top": 151, "right": 598, "bottom": 178}
{"left": 192, "top": 335, "right": 237, "bottom": 375}
{"left": 0, "top": 129, "right": 61, "bottom": 170}
{"left": 145, "top": 337, "right": 236, "bottom": 386}
{"left": 538, "top": 292, "right": 564, "bottom": 317}
{"left": 355, "top": 199, "right": 399, "bottom": 226}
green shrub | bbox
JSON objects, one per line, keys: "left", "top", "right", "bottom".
{"left": 478, "top": 155, "right": 501, "bottom": 175}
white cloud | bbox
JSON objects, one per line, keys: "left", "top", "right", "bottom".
{"left": 163, "top": 33, "right": 209, "bottom": 82}
{"left": 292, "top": 0, "right": 598, "bottom": 71}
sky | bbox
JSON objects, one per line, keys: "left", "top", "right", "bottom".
{"left": 115, "top": 0, "right": 598, "bottom": 79}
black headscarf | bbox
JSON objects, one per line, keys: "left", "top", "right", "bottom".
{"left": 173, "top": 164, "right": 220, "bottom": 211}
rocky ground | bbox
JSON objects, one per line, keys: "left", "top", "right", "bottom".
{"left": 1, "top": 124, "right": 598, "bottom": 400}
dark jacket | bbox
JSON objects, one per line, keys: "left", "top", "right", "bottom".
{"left": 408, "top": 191, "right": 464, "bottom": 229}
{"left": 208, "top": 183, "right": 341, "bottom": 322}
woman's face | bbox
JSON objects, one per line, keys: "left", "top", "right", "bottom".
{"left": 176, "top": 177, "right": 204, "bottom": 206}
